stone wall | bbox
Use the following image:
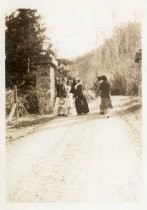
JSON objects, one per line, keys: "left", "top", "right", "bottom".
{"left": 36, "top": 64, "right": 55, "bottom": 114}
{"left": 49, "top": 66, "right": 56, "bottom": 108}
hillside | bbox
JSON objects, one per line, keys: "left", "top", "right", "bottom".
{"left": 66, "top": 21, "right": 141, "bottom": 96}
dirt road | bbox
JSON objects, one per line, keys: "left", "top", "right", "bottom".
{"left": 6, "top": 96, "right": 142, "bottom": 202}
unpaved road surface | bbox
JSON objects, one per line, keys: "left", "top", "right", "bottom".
{"left": 6, "top": 96, "right": 142, "bottom": 202}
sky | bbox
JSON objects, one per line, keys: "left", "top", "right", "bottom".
{"left": 3, "top": 0, "right": 142, "bottom": 58}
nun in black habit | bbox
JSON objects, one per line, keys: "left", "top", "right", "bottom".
{"left": 73, "top": 77, "right": 89, "bottom": 115}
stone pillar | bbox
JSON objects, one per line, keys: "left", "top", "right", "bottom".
{"left": 49, "top": 66, "right": 55, "bottom": 107}
{"left": 34, "top": 54, "right": 56, "bottom": 114}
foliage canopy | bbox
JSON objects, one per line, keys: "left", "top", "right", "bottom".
{"left": 5, "top": 9, "right": 47, "bottom": 89}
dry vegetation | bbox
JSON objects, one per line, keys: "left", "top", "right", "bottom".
{"left": 68, "top": 21, "right": 141, "bottom": 96}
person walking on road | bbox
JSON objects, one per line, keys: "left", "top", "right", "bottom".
{"left": 54, "top": 78, "right": 67, "bottom": 117}
{"left": 65, "top": 80, "right": 74, "bottom": 116}
{"left": 96, "top": 75, "right": 113, "bottom": 118}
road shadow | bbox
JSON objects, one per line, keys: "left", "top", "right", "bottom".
{"left": 9, "top": 116, "right": 54, "bottom": 129}
{"left": 39, "top": 102, "right": 142, "bottom": 131}
{"left": 7, "top": 97, "right": 142, "bottom": 141}
{"left": 9, "top": 101, "right": 141, "bottom": 131}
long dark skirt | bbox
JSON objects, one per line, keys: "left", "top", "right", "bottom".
{"left": 75, "top": 96, "right": 89, "bottom": 115}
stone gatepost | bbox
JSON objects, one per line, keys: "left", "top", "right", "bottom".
{"left": 34, "top": 54, "right": 57, "bottom": 114}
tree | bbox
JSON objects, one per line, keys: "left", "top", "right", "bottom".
{"left": 5, "top": 9, "right": 47, "bottom": 88}
{"left": 68, "top": 21, "right": 141, "bottom": 95}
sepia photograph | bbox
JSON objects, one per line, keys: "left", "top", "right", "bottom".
{"left": 1, "top": 0, "right": 147, "bottom": 209}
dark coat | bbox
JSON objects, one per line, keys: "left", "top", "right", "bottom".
{"left": 74, "top": 83, "right": 89, "bottom": 114}
{"left": 70, "top": 80, "right": 76, "bottom": 95}
{"left": 58, "top": 83, "right": 66, "bottom": 98}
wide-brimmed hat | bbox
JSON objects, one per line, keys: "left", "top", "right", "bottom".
{"left": 101, "top": 75, "right": 107, "bottom": 81}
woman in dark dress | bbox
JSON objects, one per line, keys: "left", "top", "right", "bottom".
{"left": 70, "top": 78, "right": 76, "bottom": 95}
{"left": 73, "top": 78, "right": 89, "bottom": 115}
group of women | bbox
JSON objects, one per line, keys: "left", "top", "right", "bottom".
{"left": 54, "top": 75, "right": 113, "bottom": 118}
{"left": 54, "top": 77, "right": 89, "bottom": 117}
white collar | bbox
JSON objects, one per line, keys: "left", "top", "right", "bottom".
{"left": 75, "top": 82, "right": 82, "bottom": 89}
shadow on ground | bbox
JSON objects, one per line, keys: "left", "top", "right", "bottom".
{"left": 9, "top": 100, "right": 141, "bottom": 130}
{"left": 9, "top": 116, "right": 54, "bottom": 129}
{"left": 6, "top": 97, "right": 141, "bottom": 142}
